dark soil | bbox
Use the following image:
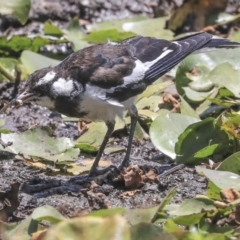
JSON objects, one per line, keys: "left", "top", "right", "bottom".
{"left": 0, "top": 84, "right": 206, "bottom": 221}
{"left": 0, "top": 0, "right": 206, "bottom": 221}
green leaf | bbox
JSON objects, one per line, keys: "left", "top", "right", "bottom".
{"left": 124, "top": 206, "right": 159, "bottom": 225}
{"left": 0, "top": 58, "right": 27, "bottom": 82}
{"left": 172, "top": 213, "right": 205, "bottom": 226}
{"left": 208, "top": 62, "right": 240, "bottom": 98}
{"left": 84, "top": 29, "right": 135, "bottom": 43}
{"left": 122, "top": 17, "right": 174, "bottom": 39}
{"left": 74, "top": 143, "right": 98, "bottom": 153}
{"left": 187, "top": 65, "right": 214, "bottom": 92}
{"left": 20, "top": 50, "right": 60, "bottom": 74}
{"left": 75, "top": 122, "right": 107, "bottom": 151}
{"left": 87, "top": 208, "right": 125, "bottom": 218}
{"left": 182, "top": 86, "right": 214, "bottom": 102}
{"left": 218, "top": 151, "right": 240, "bottom": 175}
{"left": 167, "top": 198, "right": 216, "bottom": 216}
{"left": 88, "top": 16, "right": 148, "bottom": 32}
{"left": 163, "top": 219, "right": 187, "bottom": 239}
{"left": 138, "top": 109, "right": 159, "bottom": 122}
{"left": 0, "top": 0, "right": 31, "bottom": 24}
{"left": 66, "top": 159, "right": 111, "bottom": 175}
{"left": 150, "top": 113, "right": 199, "bottom": 159}
{"left": 199, "top": 216, "right": 235, "bottom": 236}
{"left": 0, "top": 35, "right": 66, "bottom": 56}
{"left": 63, "top": 17, "right": 89, "bottom": 51}
{"left": 136, "top": 95, "right": 161, "bottom": 112}
{"left": 196, "top": 167, "right": 240, "bottom": 190}
{"left": 45, "top": 215, "right": 130, "bottom": 240}
{"left": 0, "top": 127, "right": 80, "bottom": 162}
{"left": 31, "top": 205, "right": 65, "bottom": 224}
{"left": 136, "top": 80, "right": 172, "bottom": 101}
{"left": 193, "top": 144, "right": 220, "bottom": 158}
{"left": 130, "top": 223, "right": 176, "bottom": 240}
{"left": 180, "top": 96, "right": 200, "bottom": 119}
{"left": 176, "top": 48, "right": 240, "bottom": 104}
{"left": 43, "top": 21, "right": 63, "bottom": 37}
{"left": 175, "top": 118, "right": 230, "bottom": 164}
{"left": 2, "top": 216, "right": 41, "bottom": 240}
{"left": 206, "top": 180, "right": 222, "bottom": 200}
{"left": 151, "top": 187, "right": 177, "bottom": 223}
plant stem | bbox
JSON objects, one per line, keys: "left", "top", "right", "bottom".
{"left": 0, "top": 62, "right": 15, "bottom": 82}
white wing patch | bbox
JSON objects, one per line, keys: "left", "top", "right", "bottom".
{"left": 143, "top": 49, "right": 173, "bottom": 69}
{"left": 121, "top": 49, "right": 173, "bottom": 86}
{"left": 123, "top": 59, "right": 145, "bottom": 84}
{"left": 37, "top": 71, "right": 56, "bottom": 86}
{"left": 52, "top": 78, "right": 74, "bottom": 96}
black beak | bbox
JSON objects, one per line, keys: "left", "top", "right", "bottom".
{"left": 15, "top": 91, "right": 37, "bottom": 103}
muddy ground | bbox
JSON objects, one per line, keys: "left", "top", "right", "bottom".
{"left": 0, "top": 0, "right": 207, "bottom": 221}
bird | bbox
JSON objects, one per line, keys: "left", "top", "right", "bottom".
{"left": 8, "top": 32, "right": 240, "bottom": 176}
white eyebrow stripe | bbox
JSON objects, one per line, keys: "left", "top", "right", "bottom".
{"left": 36, "top": 71, "right": 56, "bottom": 86}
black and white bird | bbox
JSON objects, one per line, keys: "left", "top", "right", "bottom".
{"left": 11, "top": 32, "right": 240, "bottom": 176}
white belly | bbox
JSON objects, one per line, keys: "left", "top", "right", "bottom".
{"left": 79, "top": 85, "right": 135, "bottom": 122}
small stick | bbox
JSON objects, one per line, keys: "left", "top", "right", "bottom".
{"left": 0, "top": 62, "right": 15, "bottom": 82}
{"left": 158, "top": 164, "right": 185, "bottom": 178}
{"left": 11, "top": 67, "right": 21, "bottom": 99}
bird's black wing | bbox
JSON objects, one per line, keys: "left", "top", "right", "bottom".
{"left": 58, "top": 32, "right": 240, "bottom": 102}
{"left": 106, "top": 32, "right": 212, "bottom": 101}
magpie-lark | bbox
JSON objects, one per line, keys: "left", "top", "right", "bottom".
{"left": 10, "top": 32, "right": 240, "bottom": 176}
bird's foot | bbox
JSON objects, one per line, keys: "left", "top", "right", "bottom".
{"left": 118, "top": 159, "right": 129, "bottom": 171}
{"left": 89, "top": 165, "right": 118, "bottom": 177}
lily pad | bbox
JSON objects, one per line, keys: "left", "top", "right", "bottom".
{"left": 67, "top": 159, "right": 112, "bottom": 175}
{"left": 122, "top": 17, "right": 174, "bottom": 39}
{"left": 44, "top": 215, "right": 130, "bottom": 240}
{"left": 88, "top": 16, "right": 148, "bottom": 32}
{"left": 167, "top": 198, "right": 216, "bottom": 216}
{"left": 218, "top": 151, "right": 240, "bottom": 175}
{"left": 175, "top": 48, "right": 240, "bottom": 103}
{"left": 63, "top": 17, "right": 89, "bottom": 51}
{"left": 130, "top": 223, "right": 176, "bottom": 240}
{"left": 84, "top": 29, "right": 135, "bottom": 44}
{"left": 196, "top": 167, "right": 240, "bottom": 190}
{"left": 0, "top": 0, "right": 31, "bottom": 24}
{"left": 136, "top": 95, "right": 161, "bottom": 112}
{"left": 32, "top": 205, "right": 65, "bottom": 224}
{"left": 0, "top": 127, "right": 80, "bottom": 162}
{"left": 208, "top": 62, "right": 240, "bottom": 98}
{"left": 175, "top": 118, "right": 231, "bottom": 164}
{"left": 20, "top": 50, "right": 60, "bottom": 74}
{"left": 150, "top": 113, "right": 199, "bottom": 159}
{"left": 180, "top": 96, "right": 200, "bottom": 119}
{"left": 75, "top": 122, "right": 107, "bottom": 151}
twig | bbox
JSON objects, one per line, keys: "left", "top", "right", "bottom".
{"left": 158, "top": 164, "right": 185, "bottom": 178}
{"left": 0, "top": 62, "right": 15, "bottom": 82}
{"left": 11, "top": 67, "right": 21, "bottom": 99}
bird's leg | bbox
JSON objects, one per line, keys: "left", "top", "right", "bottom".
{"left": 120, "top": 105, "right": 138, "bottom": 169}
{"left": 89, "top": 120, "right": 115, "bottom": 176}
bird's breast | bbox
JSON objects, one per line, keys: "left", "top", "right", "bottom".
{"left": 54, "top": 84, "right": 130, "bottom": 122}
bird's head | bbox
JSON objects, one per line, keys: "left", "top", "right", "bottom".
{"left": 12, "top": 66, "right": 84, "bottom": 113}
{"left": 16, "top": 67, "right": 57, "bottom": 109}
